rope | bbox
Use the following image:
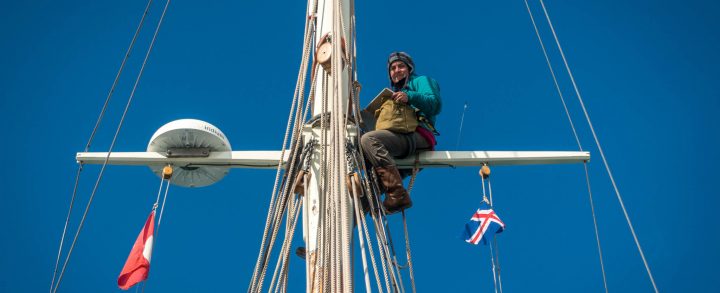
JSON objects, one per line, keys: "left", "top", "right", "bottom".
{"left": 157, "top": 178, "right": 171, "bottom": 234}
{"left": 480, "top": 172, "right": 498, "bottom": 293}
{"left": 250, "top": 0, "right": 320, "bottom": 287}
{"left": 492, "top": 238, "right": 504, "bottom": 293}
{"left": 487, "top": 175, "right": 503, "bottom": 293}
{"left": 480, "top": 167, "right": 504, "bottom": 293}
{"left": 584, "top": 163, "right": 609, "bottom": 293}
{"left": 489, "top": 241, "right": 499, "bottom": 293}
{"left": 49, "top": 1, "right": 155, "bottom": 291}
{"left": 480, "top": 168, "right": 489, "bottom": 204}
{"left": 51, "top": 2, "right": 171, "bottom": 291}
{"left": 349, "top": 151, "right": 388, "bottom": 293}
{"left": 350, "top": 177, "right": 372, "bottom": 293}
{"left": 248, "top": 0, "right": 317, "bottom": 288}
{"left": 401, "top": 211, "right": 416, "bottom": 293}
{"left": 268, "top": 196, "right": 303, "bottom": 293}
{"left": 538, "top": 1, "right": 658, "bottom": 291}
{"left": 153, "top": 175, "right": 165, "bottom": 208}
{"left": 400, "top": 155, "right": 421, "bottom": 293}
{"left": 384, "top": 217, "right": 405, "bottom": 293}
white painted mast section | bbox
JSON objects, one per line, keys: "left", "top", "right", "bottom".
{"left": 303, "top": 0, "right": 354, "bottom": 291}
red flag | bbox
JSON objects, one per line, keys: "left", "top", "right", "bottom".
{"left": 117, "top": 211, "right": 155, "bottom": 290}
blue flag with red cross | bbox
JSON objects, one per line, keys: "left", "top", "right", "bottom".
{"left": 462, "top": 201, "right": 505, "bottom": 245}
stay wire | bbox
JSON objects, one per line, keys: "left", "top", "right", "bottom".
{"left": 523, "top": 1, "right": 609, "bottom": 291}
{"left": 523, "top": 0, "right": 582, "bottom": 151}
{"left": 49, "top": 1, "right": 155, "bottom": 291}
{"left": 539, "top": 1, "right": 658, "bottom": 292}
{"left": 584, "top": 162, "right": 609, "bottom": 293}
{"left": 51, "top": 1, "right": 171, "bottom": 292}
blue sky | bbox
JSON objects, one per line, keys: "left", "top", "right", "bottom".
{"left": 2, "top": 0, "right": 719, "bottom": 292}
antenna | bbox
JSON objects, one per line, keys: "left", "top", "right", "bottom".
{"left": 456, "top": 101, "right": 468, "bottom": 150}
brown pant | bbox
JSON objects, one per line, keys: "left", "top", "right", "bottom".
{"left": 360, "top": 130, "right": 431, "bottom": 168}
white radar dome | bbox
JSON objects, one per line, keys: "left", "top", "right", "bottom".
{"left": 147, "top": 119, "right": 232, "bottom": 187}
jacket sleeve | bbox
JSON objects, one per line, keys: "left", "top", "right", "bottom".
{"left": 405, "top": 76, "right": 441, "bottom": 117}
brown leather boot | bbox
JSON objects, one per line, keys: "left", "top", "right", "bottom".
{"left": 375, "top": 166, "right": 412, "bottom": 214}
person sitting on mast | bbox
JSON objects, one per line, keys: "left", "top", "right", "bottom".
{"left": 361, "top": 51, "right": 442, "bottom": 214}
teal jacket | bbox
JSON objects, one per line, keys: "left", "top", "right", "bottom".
{"left": 394, "top": 74, "right": 442, "bottom": 128}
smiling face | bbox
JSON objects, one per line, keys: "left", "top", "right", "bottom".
{"left": 389, "top": 61, "right": 409, "bottom": 84}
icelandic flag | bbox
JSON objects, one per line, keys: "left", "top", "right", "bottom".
{"left": 118, "top": 211, "right": 155, "bottom": 290}
{"left": 462, "top": 202, "right": 505, "bottom": 245}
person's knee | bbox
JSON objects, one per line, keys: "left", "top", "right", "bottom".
{"left": 360, "top": 132, "right": 375, "bottom": 151}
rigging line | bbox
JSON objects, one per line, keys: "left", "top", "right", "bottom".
{"left": 352, "top": 149, "right": 392, "bottom": 291}
{"left": 489, "top": 241, "right": 499, "bottom": 293}
{"left": 481, "top": 169, "right": 488, "bottom": 204}
{"left": 456, "top": 102, "right": 468, "bottom": 150}
{"left": 351, "top": 157, "right": 389, "bottom": 293}
{"left": 351, "top": 181, "right": 372, "bottom": 293}
{"left": 84, "top": 0, "right": 153, "bottom": 152}
{"left": 584, "top": 162, "right": 609, "bottom": 293}
{"left": 275, "top": 199, "right": 301, "bottom": 292}
{"left": 268, "top": 196, "right": 302, "bottom": 293}
{"left": 522, "top": 0, "right": 582, "bottom": 151}
{"left": 256, "top": 111, "right": 311, "bottom": 291}
{"left": 359, "top": 202, "right": 383, "bottom": 293}
{"left": 493, "top": 237, "right": 504, "bottom": 293}
{"left": 249, "top": 5, "right": 316, "bottom": 290}
{"left": 538, "top": 1, "right": 659, "bottom": 292}
{"left": 153, "top": 176, "right": 165, "bottom": 207}
{"left": 49, "top": 165, "right": 82, "bottom": 293}
{"left": 488, "top": 176, "right": 494, "bottom": 207}
{"left": 332, "top": 0, "right": 354, "bottom": 286}
{"left": 360, "top": 206, "right": 386, "bottom": 293}
{"left": 157, "top": 178, "right": 171, "bottom": 235}
{"left": 50, "top": 1, "right": 155, "bottom": 291}
{"left": 372, "top": 204, "right": 394, "bottom": 293}
{"left": 51, "top": 1, "right": 171, "bottom": 292}
{"left": 401, "top": 211, "right": 417, "bottom": 293}
{"left": 487, "top": 176, "right": 503, "bottom": 293}
{"left": 254, "top": 63, "right": 317, "bottom": 292}
{"left": 485, "top": 174, "right": 499, "bottom": 293}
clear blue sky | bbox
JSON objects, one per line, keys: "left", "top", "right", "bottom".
{"left": 2, "top": 0, "right": 719, "bottom": 292}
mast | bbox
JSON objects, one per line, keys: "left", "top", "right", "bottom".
{"left": 303, "top": 0, "right": 355, "bottom": 291}
{"left": 73, "top": 1, "right": 591, "bottom": 291}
